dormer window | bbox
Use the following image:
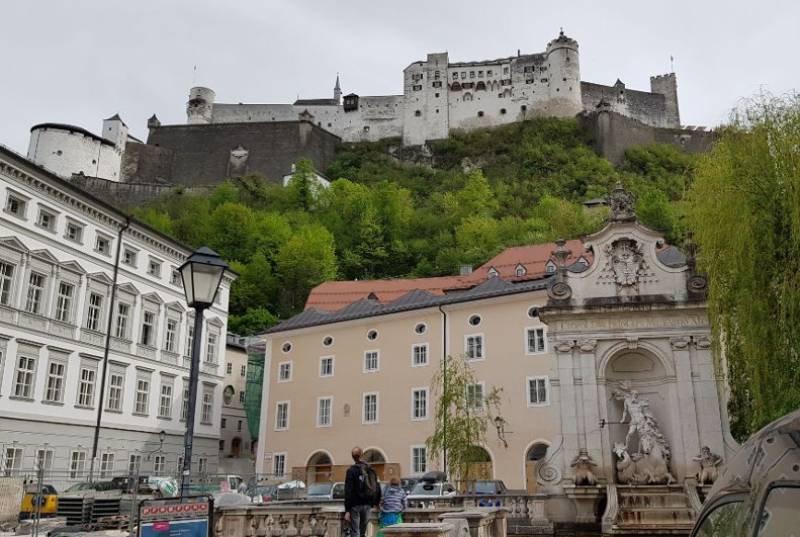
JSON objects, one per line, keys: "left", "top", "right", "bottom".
{"left": 515, "top": 264, "right": 527, "bottom": 277}
{"left": 487, "top": 267, "right": 499, "bottom": 279}
{"left": 545, "top": 261, "right": 557, "bottom": 274}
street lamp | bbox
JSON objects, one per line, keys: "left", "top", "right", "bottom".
{"left": 178, "top": 246, "right": 230, "bottom": 498}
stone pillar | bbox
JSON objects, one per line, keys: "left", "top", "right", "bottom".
{"left": 554, "top": 340, "right": 579, "bottom": 457}
{"left": 577, "top": 339, "right": 603, "bottom": 474}
{"left": 671, "top": 336, "right": 700, "bottom": 478}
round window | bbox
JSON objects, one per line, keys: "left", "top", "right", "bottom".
{"left": 281, "top": 342, "right": 292, "bottom": 353}
{"left": 415, "top": 323, "right": 427, "bottom": 335}
{"left": 468, "top": 314, "right": 482, "bottom": 326}
{"left": 322, "top": 336, "right": 334, "bottom": 347}
{"left": 367, "top": 330, "right": 378, "bottom": 341}
{"left": 528, "top": 307, "right": 539, "bottom": 319}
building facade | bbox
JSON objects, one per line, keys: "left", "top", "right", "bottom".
{"left": 188, "top": 30, "right": 681, "bottom": 146}
{"left": 218, "top": 334, "right": 255, "bottom": 477}
{"left": 0, "top": 146, "right": 232, "bottom": 490}
{"left": 255, "top": 188, "right": 735, "bottom": 525}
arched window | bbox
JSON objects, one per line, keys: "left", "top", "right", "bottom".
{"left": 451, "top": 82, "right": 462, "bottom": 91}
{"left": 463, "top": 92, "right": 473, "bottom": 102}
{"left": 476, "top": 81, "right": 486, "bottom": 91}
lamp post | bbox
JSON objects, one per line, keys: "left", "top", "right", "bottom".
{"left": 178, "top": 247, "right": 230, "bottom": 498}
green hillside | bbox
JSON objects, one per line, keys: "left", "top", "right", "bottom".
{"left": 134, "top": 117, "right": 695, "bottom": 335}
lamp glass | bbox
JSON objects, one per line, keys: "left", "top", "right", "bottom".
{"left": 181, "top": 261, "right": 224, "bottom": 307}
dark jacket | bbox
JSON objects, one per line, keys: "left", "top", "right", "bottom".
{"left": 344, "top": 461, "right": 381, "bottom": 511}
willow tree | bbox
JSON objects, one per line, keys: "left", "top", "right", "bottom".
{"left": 687, "top": 94, "right": 800, "bottom": 439}
{"left": 427, "top": 354, "right": 502, "bottom": 486}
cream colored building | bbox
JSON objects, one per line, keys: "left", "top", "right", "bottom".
{"left": 256, "top": 189, "right": 735, "bottom": 505}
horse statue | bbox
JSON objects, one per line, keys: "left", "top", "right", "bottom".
{"left": 613, "top": 439, "right": 675, "bottom": 485}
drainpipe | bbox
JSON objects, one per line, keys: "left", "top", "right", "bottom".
{"left": 88, "top": 216, "right": 130, "bottom": 482}
{"left": 438, "top": 305, "right": 448, "bottom": 476}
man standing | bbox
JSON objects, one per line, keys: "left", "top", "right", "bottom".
{"left": 344, "top": 447, "right": 381, "bottom": 537}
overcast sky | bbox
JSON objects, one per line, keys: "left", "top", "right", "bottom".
{"left": 2, "top": 0, "right": 798, "bottom": 153}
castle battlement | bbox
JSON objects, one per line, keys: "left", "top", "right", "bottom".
{"left": 184, "top": 30, "right": 681, "bottom": 146}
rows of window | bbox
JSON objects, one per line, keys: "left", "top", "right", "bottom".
{"left": 225, "top": 362, "right": 247, "bottom": 377}
{"left": 3, "top": 190, "right": 185, "bottom": 290}
{"left": 269, "top": 445, "right": 429, "bottom": 478}
{"left": 2, "top": 340, "right": 216, "bottom": 422}
{"left": 1, "top": 446, "right": 208, "bottom": 480}
{"left": 273, "top": 376, "right": 550, "bottom": 432}
{"left": 0, "top": 254, "right": 221, "bottom": 364}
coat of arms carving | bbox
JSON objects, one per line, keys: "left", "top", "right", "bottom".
{"left": 604, "top": 239, "right": 644, "bottom": 288}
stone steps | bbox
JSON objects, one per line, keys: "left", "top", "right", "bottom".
{"left": 613, "top": 486, "right": 695, "bottom": 535}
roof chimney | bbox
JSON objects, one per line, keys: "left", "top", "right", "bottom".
{"left": 460, "top": 265, "right": 473, "bottom": 276}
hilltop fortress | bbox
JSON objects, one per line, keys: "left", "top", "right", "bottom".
{"left": 186, "top": 30, "right": 682, "bottom": 146}
{"left": 24, "top": 30, "right": 712, "bottom": 203}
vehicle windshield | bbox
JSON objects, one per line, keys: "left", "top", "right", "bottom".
{"left": 410, "top": 482, "right": 441, "bottom": 496}
{"left": 307, "top": 483, "right": 333, "bottom": 495}
{"left": 65, "top": 483, "right": 92, "bottom": 492}
{"left": 252, "top": 485, "right": 276, "bottom": 495}
{"left": 473, "top": 481, "right": 498, "bottom": 494}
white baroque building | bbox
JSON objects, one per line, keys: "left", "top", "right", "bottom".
{"left": 188, "top": 30, "right": 680, "bottom": 146}
{"left": 0, "top": 145, "right": 232, "bottom": 489}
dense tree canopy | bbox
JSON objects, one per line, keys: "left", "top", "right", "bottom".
{"left": 135, "top": 118, "right": 695, "bottom": 336}
{"left": 688, "top": 95, "right": 800, "bottom": 439}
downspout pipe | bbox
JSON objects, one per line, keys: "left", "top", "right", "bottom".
{"left": 89, "top": 216, "right": 130, "bottom": 482}
{"left": 438, "top": 305, "right": 448, "bottom": 476}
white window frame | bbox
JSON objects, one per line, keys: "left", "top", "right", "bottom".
{"left": 76, "top": 363, "right": 97, "bottom": 408}
{"left": 201, "top": 385, "right": 214, "bottom": 424}
{"left": 272, "top": 452, "right": 287, "bottom": 477}
{"left": 147, "top": 258, "right": 162, "bottom": 277}
{"left": 122, "top": 247, "right": 138, "bottom": 267}
{"left": 362, "top": 391, "right": 379, "bottom": 425}
{"left": 85, "top": 292, "right": 103, "bottom": 331}
{"left": 115, "top": 302, "right": 131, "bottom": 340}
{"left": 140, "top": 310, "right": 157, "bottom": 347}
{"left": 0, "top": 261, "right": 15, "bottom": 306}
{"left": 411, "top": 343, "right": 429, "bottom": 367}
{"left": 274, "top": 401, "right": 290, "bottom": 431}
{"left": 464, "top": 333, "right": 485, "bottom": 361}
{"left": 36, "top": 448, "right": 54, "bottom": 477}
{"left": 466, "top": 381, "right": 486, "bottom": 411}
{"left": 410, "top": 445, "right": 427, "bottom": 475}
{"left": 107, "top": 370, "right": 125, "bottom": 412}
{"left": 159, "top": 380, "right": 174, "bottom": 419}
{"left": 69, "top": 450, "right": 87, "bottom": 479}
{"left": 526, "top": 375, "right": 550, "bottom": 407}
{"left": 363, "top": 349, "right": 380, "bottom": 373}
{"left": 134, "top": 374, "right": 151, "bottom": 415}
{"left": 277, "top": 361, "right": 292, "bottom": 382}
{"left": 25, "top": 272, "right": 46, "bottom": 314}
{"left": 99, "top": 452, "right": 115, "bottom": 478}
{"left": 205, "top": 331, "right": 218, "bottom": 363}
{"left": 54, "top": 281, "right": 75, "bottom": 323}
{"left": 44, "top": 357, "right": 66, "bottom": 403}
{"left": 411, "top": 387, "right": 429, "bottom": 421}
{"left": 36, "top": 207, "right": 57, "bottom": 232}
{"left": 316, "top": 396, "right": 333, "bottom": 428}
{"left": 525, "top": 326, "right": 547, "bottom": 355}
{"left": 64, "top": 219, "right": 84, "bottom": 244}
{"left": 13, "top": 353, "right": 37, "bottom": 399}
{"left": 319, "top": 356, "right": 334, "bottom": 377}
{"left": 3, "top": 447, "right": 23, "bottom": 476}
{"left": 164, "top": 318, "right": 179, "bottom": 353}
{"left": 153, "top": 454, "right": 166, "bottom": 474}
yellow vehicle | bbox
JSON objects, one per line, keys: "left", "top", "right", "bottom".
{"left": 19, "top": 485, "right": 58, "bottom": 519}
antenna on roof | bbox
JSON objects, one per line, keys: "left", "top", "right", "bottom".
{"left": 670, "top": 55, "right": 675, "bottom": 73}
{"left": 192, "top": 65, "right": 197, "bottom": 86}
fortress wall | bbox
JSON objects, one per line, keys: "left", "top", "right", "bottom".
{"left": 582, "top": 82, "right": 669, "bottom": 129}
{"left": 121, "top": 142, "right": 174, "bottom": 182}
{"left": 69, "top": 175, "right": 212, "bottom": 208}
{"left": 581, "top": 110, "right": 714, "bottom": 164}
{"left": 137, "top": 121, "right": 340, "bottom": 185}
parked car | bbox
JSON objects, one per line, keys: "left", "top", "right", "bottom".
{"left": 19, "top": 485, "right": 58, "bottom": 519}
{"left": 406, "top": 481, "right": 457, "bottom": 507}
{"left": 305, "top": 482, "right": 336, "bottom": 500}
{"left": 462, "top": 480, "right": 508, "bottom": 507}
{"left": 690, "top": 407, "right": 800, "bottom": 537}
{"left": 400, "top": 478, "right": 420, "bottom": 494}
{"left": 276, "top": 480, "right": 306, "bottom": 501}
{"left": 249, "top": 484, "right": 278, "bottom": 504}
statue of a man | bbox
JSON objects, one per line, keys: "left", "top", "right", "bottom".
{"left": 620, "top": 390, "right": 646, "bottom": 451}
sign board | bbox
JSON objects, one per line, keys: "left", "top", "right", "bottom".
{"left": 139, "top": 497, "right": 213, "bottom": 537}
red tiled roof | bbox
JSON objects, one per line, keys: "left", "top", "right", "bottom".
{"left": 305, "top": 239, "right": 590, "bottom": 311}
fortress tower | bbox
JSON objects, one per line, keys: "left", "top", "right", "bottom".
{"left": 187, "top": 86, "right": 216, "bottom": 124}
{"left": 102, "top": 114, "right": 128, "bottom": 152}
{"left": 545, "top": 29, "right": 582, "bottom": 116}
{"left": 333, "top": 75, "right": 342, "bottom": 104}
{"left": 650, "top": 73, "right": 680, "bottom": 128}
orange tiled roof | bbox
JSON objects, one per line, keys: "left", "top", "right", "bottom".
{"left": 305, "top": 239, "right": 590, "bottom": 311}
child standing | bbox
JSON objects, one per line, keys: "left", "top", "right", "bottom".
{"left": 378, "top": 477, "right": 408, "bottom": 534}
